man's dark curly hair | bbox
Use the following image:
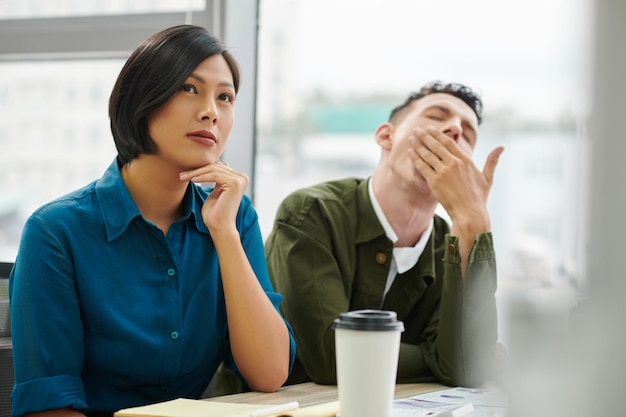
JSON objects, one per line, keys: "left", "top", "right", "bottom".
{"left": 388, "top": 81, "right": 483, "bottom": 125}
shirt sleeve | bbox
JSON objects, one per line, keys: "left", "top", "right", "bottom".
{"left": 419, "top": 232, "right": 499, "bottom": 387}
{"left": 10, "top": 211, "right": 88, "bottom": 416}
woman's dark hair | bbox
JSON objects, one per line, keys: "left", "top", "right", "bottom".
{"left": 109, "top": 25, "right": 240, "bottom": 166}
{"left": 388, "top": 80, "right": 483, "bottom": 125}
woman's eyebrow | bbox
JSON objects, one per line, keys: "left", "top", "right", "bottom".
{"left": 188, "top": 72, "right": 235, "bottom": 90}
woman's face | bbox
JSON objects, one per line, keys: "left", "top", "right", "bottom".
{"left": 147, "top": 54, "right": 236, "bottom": 171}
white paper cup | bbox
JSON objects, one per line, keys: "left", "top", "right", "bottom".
{"left": 333, "top": 309, "right": 404, "bottom": 417}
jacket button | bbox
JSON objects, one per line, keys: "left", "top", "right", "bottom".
{"left": 448, "top": 243, "right": 457, "bottom": 255}
{"left": 376, "top": 253, "right": 387, "bottom": 264}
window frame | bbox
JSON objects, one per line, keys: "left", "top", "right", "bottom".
{"left": 0, "top": 0, "right": 258, "bottom": 197}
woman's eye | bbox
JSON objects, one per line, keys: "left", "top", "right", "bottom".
{"left": 181, "top": 84, "right": 198, "bottom": 94}
{"left": 218, "top": 92, "right": 234, "bottom": 102}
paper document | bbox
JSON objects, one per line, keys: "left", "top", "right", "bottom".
{"left": 114, "top": 398, "right": 340, "bottom": 417}
{"left": 392, "top": 386, "right": 506, "bottom": 417}
{"left": 114, "top": 398, "right": 264, "bottom": 417}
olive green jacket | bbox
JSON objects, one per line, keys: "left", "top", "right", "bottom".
{"left": 265, "top": 177, "right": 498, "bottom": 388}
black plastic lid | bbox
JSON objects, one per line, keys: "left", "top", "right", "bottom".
{"left": 332, "top": 309, "right": 405, "bottom": 332}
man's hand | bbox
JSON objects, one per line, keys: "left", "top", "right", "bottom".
{"left": 408, "top": 126, "right": 504, "bottom": 274}
{"left": 408, "top": 126, "right": 503, "bottom": 229}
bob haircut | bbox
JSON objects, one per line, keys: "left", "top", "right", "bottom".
{"left": 109, "top": 25, "right": 241, "bottom": 166}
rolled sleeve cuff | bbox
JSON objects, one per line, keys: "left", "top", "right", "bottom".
{"left": 468, "top": 232, "right": 496, "bottom": 263}
{"left": 443, "top": 233, "right": 495, "bottom": 264}
{"left": 11, "top": 375, "right": 86, "bottom": 416}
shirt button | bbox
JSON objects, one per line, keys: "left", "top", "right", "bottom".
{"left": 375, "top": 253, "right": 387, "bottom": 264}
{"left": 167, "top": 268, "right": 176, "bottom": 277}
{"left": 448, "top": 244, "right": 457, "bottom": 255}
{"left": 170, "top": 331, "right": 179, "bottom": 340}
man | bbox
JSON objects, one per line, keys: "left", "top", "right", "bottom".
{"left": 265, "top": 81, "right": 504, "bottom": 388}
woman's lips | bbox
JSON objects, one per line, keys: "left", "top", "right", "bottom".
{"left": 187, "top": 130, "right": 217, "bottom": 146}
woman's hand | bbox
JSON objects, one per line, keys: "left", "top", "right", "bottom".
{"left": 179, "top": 162, "right": 249, "bottom": 234}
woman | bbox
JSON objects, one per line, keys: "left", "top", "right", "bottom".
{"left": 9, "top": 25, "right": 294, "bottom": 416}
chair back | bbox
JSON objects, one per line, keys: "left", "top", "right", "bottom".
{"left": 0, "top": 263, "right": 9, "bottom": 337}
{"left": 0, "top": 262, "right": 13, "bottom": 417}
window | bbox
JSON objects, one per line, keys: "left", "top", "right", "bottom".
{"left": 0, "top": 0, "right": 228, "bottom": 261}
{"left": 0, "top": 60, "right": 121, "bottom": 261}
{"left": 254, "top": 0, "right": 592, "bottom": 344}
{"left": 0, "top": 0, "right": 205, "bottom": 19}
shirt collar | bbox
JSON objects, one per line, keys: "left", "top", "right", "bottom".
{"left": 189, "top": 186, "right": 210, "bottom": 234}
{"left": 95, "top": 158, "right": 208, "bottom": 241}
{"left": 368, "top": 177, "right": 434, "bottom": 274}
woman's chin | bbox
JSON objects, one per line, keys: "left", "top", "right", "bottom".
{"left": 186, "top": 156, "right": 221, "bottom": 170}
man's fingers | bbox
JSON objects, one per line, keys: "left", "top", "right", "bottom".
{"left": 483, "top": 146, "right": 505, "bottom": 185}
{"left": 424, "top": 126, "right": 466, "bottom": 159}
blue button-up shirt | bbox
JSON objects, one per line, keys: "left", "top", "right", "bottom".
{"left": 9, "top": 159, "right": 295, "bottom": 416}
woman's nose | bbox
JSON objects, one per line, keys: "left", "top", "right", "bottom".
{"left": 200, "top": 100, "right": 218, "bottom": 124}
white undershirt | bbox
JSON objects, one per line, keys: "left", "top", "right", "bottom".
{"left": 368, "top": 177, "right": 434, "bottom": 299}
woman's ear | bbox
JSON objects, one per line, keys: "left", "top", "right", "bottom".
{"left": 375, "top": 122, "right": 394, "bottom": 151}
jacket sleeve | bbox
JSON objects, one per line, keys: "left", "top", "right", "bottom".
{"left": 265, "top": 193, "right": 353, "bottom": 385}
{"left": 421, "top": 233, "right": 499, "bottom": 387}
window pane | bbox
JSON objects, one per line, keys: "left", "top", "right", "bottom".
{"left": 255, "top": 0, "right": 592, "bottom": 345}
{"left": 0, "top": 0, "right": 205, "bottom": 19}
{"left": 0, "top": 60, "right": 122, "bottom": 260}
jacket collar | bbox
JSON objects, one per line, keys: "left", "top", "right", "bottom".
{"left": 354, "top": 177, "right": 387, "bottom": 244}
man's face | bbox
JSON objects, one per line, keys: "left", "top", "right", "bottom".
{"left": 383, "top": 93, "right": 479, "bottom": 190}
{"left": 397, "top": 92, "right": 479, "bottom": 154}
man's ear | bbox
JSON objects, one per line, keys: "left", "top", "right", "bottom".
{"left": 375, "top": 122, "right": 394, "bottom": 151}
